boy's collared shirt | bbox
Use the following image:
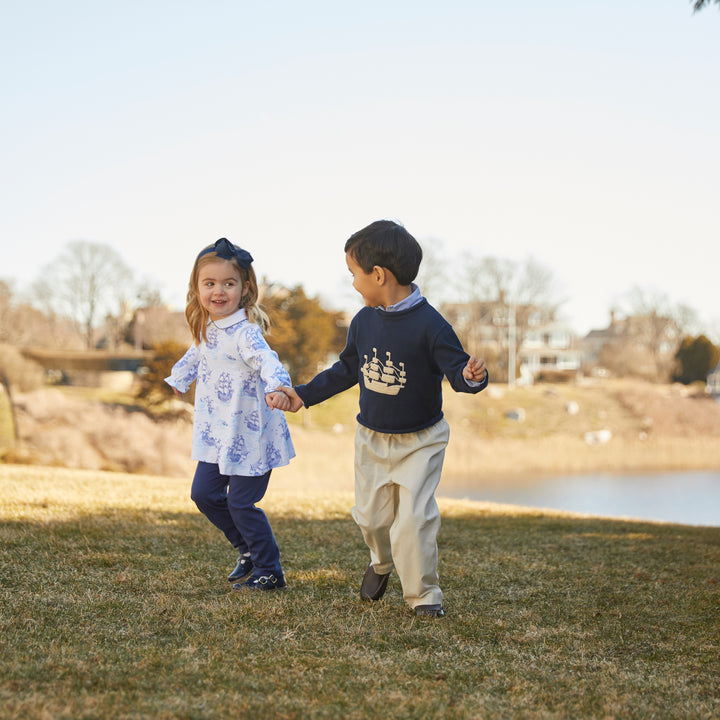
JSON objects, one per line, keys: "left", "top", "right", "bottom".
{"left": 383, "top": 283, "right": 422, "bottom": 313}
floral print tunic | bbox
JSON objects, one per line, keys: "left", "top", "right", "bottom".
{"left": 165, "top": 309, "right": 295, "bottom": 476}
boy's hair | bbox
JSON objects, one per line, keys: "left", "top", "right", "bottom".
{"left": 185, "top": 242, "right": 269, "bottom": 344}
{"left": 344, "top": 220, "right": 422, "bottom": 285}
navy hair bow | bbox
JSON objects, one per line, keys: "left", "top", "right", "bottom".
{"left": 198, "top": 238, "right": 253, "bottom": 269}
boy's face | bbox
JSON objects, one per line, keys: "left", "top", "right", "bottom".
{"left": 346, "top": 251, "right": 382, "bottom": 307}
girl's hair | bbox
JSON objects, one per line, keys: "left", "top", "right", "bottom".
{"left": 185, "top": 243, "right": 269, "bottom": 344}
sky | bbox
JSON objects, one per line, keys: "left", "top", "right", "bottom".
{"left": 2, "top": 1, "right": 719, "bottom": 339}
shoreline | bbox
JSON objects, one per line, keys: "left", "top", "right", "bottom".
{"left": 276, "top": 426, "right": 720, "bottom": 495}
{"left": 442, "top": 433, "right": 720, "bottom": 483}
{"left": 437, "top": 468, "right": 720, "bottom": 528}
{"left": 2, "top": 461, "right": 718, "bottom": 528}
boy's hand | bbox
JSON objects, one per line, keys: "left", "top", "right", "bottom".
{"left": 266, "top": 391, "right": 291, "bottom": 411}
{"left": 463, "top": 356, "right": 487, "bottom": 383}
{"left": 274, "top": 385, "right": 304, "bottom": 413}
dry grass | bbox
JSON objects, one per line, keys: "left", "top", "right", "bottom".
{"left": 1, "top": 464, "right": 718, "bottom": 719}
{"left": 0, "top": 387, "right": 14, "bottom": 454}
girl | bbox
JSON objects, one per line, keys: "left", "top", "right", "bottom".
{"left": 166, "top": 237, "right": 294, "bottom": 591}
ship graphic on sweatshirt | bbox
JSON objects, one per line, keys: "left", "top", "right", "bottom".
{"left": 361, "top": 348, "right": 407, "bottom": 396}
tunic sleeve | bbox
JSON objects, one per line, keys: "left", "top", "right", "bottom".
{"left": 237, "top": 324, "right": 291, "bottom": 393}
{"left": 165, "top": 344, "right": 201, "bottom": 393}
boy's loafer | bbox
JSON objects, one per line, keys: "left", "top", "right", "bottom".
{"left": 233, "top": 573, "right": 286, "bottom": 591}
{"left": 415, "top": 604, "right": 445, "bottom": 618}
{"left": 228, "top": 555, "right": 254, "bottom": 582}
{"left": 360, "top": 563, "right": 390, "bottom": 601}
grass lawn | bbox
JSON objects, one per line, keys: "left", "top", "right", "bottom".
{"left": 1, "top": 464, "right": 718, "bottom": 719}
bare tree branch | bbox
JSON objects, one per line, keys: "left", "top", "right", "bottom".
{"left": 41, "top": 241, "right": 135, "bottom": 349}
{"left": 692, "top": 0, "right": 720, "bottom": 12}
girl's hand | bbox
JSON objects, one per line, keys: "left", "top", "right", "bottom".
{"left": 463, "top": 356, "right": 487, "bottom": 383}
{"left": 266, "top": 391, "right": 291, "bottom": 411}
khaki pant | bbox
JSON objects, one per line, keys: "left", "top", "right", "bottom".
{"left": 351, "top": 418, "right": 450, "bottom": 608}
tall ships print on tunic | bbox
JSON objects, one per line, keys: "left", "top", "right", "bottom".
{"left": 361, "top": 348, "right": 406, "bottom": 396}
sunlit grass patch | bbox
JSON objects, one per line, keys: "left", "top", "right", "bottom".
{"left": 1, "top": 464, "right": 718, "bottom": 719}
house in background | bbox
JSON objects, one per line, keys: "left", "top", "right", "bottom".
{"left": 441, "top": 300, "right": 581, "bottom": 384}
{"left": 580, "top": 310, "right": 681, "bottom": 379}
{"left": 21, "top": 349, "right": 152, "bottom": 390}
{"left": 517, "top": 321, "right": 582, "bottom": 383}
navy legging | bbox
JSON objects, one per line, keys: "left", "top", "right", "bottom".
{"left": 190, "top": 461, "right": 282, "bottom": 576}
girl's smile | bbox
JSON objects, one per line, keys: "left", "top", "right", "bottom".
{"left": 198, "top": 259, "right": 249, "bottom": 321}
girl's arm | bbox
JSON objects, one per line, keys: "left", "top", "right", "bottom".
{"left": 164, "top": 345, "right": 201, "bottom": 394}
{"left": 237, "top": 324, "right": 292, "bottom": 392}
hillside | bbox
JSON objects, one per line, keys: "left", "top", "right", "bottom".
{"left": 439, "top": 378, "right": 720, "bottom": 487}
{"left": 1, "top": 379, "right": 719, "bottom": 490}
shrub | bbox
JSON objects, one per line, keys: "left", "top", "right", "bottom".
{"left": 135, "top": 340, "right": 191, "bottom": 407}
{"left": 672, "top": 334, "right": 720, "bottom": 385}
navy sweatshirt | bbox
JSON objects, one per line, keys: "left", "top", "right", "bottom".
{"left": 294, "top": 299, "right": 488, "bottom": 433}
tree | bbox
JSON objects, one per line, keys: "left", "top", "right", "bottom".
{"left": 0, "top": 344, "right": 44, "bottom": 449}
{"left": 612, "top": 287, "right": 695, "bottom": 380}
{"left": 415, "top": 238, "right": 449, "bottom": 305}
{"left": 262, "top": 284, "right": 346, "bottom": 384}
{"left": 692, "top": 0, "right": 720, "bottom": 11}
{"left": 40, "top": 240, "right": 135, "bottom": 349}
{"left": 0, "top": 279, "right": 82, "bottom": 348}
{"left": 672, "top": 335, "right": 720, "bottom": 385}
{"left": 135, "top": 340, "right": 190, "bottom": 407}
{"left": 442, "top": 254, "right": 562, "bottom": 382}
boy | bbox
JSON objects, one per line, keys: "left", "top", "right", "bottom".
{"left": 279, "top": 220, "right": 487, "bottom": 617}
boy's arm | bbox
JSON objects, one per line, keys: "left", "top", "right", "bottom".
{"left": 294, "top": 358, "right": 359, "bottom": 407}
{"left": 434, "top": 325, "right": 489, "bottom": 394}
{"left": 463, "top": 356, "right": 488, "bottom": 384}
{"left": 292, "top": 322, "right": 361, "bottom": 407}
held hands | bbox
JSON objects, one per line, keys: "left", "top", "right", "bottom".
{"left": 265, "top": 386, "right": 304, "bottom": 412}
{"left": 265, "top": 391, "right": 292, "bottom": 411}
{"left": 463, "top": 356, "right": 487, "bottom": 383}
{"left": 278, "top": 386, "right": 304, "bottom": 412}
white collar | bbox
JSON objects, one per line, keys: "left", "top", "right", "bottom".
{"left": 208, "top": 307, "right": 247, "bottom": 329}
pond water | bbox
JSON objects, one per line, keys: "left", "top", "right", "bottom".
{"left": 440, "top": 470, "right": 720, "bottom": 527}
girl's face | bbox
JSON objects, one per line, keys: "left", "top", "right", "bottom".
{"left": 197, "top": 259, "right": 248, "bottom": 321}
